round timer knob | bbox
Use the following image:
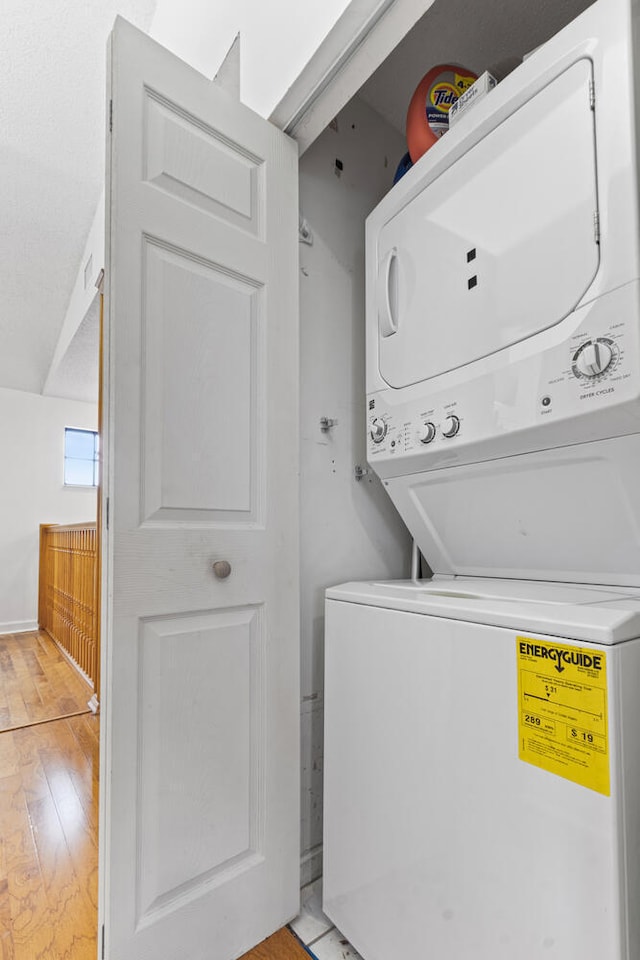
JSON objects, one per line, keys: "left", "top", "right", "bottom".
{"left": 575, "top": 340, "right": 613, "bottom": 378}
{"left": 418, "top": 421, "right": 436, "bottom": 444}
{"left": 370, "top": 419, "right": 387, "bottom": 443}
{"left": 441, "top": 414, "right": 460, "bottom": 438}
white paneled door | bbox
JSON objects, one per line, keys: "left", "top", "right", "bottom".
{"left": 101, "top": 18, "right": 299, "bottom": 960}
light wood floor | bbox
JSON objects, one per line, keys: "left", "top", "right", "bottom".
{"left": 0, "top": 630, "right": 98, "bottom": 959}
{"left": 242, "top": 928, "right": 310, "bottom": 960}
{"left": 0, "top": 632, "right": 92, "bottom": 733}
{"left": 0, "top": 633, "right": 302, "bottom": 960}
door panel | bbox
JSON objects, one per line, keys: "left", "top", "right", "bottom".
{"left": 102, "top": 17, "right": 299, "bottom": 960}
{"left": 143, "top": 92, "right": 264, "bottom": 236}
{"left": 142, "top": 239, "right": 261, "bottom": 523}
{"left": 137, "top": 607, "right": 263, "bottom": 923}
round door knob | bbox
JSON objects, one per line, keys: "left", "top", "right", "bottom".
{"left": 417, "top": 421, "right": 436, "bottom": 444}
{"left": 213, "top": 560, "right": 232, "bottom": 579}
{"left": 441, "top": 414, "right": 460, "bottom": 438}
{"left": 574, "top": 339, "right": 613, "bottom": 378}
{"left": 370, "top": 419, "right": 387, "bottom": 443}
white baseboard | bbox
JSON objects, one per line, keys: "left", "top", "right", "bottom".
{"left": 301, "top": 844, "right": 323, "bottom": 888}
{"left": 0, "top": 619, "right": 38, "bottom": 635}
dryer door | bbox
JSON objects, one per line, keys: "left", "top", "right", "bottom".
{"left": 377, "top": 59, "right": 600, "bottom": 390}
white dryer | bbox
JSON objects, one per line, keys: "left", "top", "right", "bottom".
{"left": 323, "top": 579, "right": 640, "bottom": 960}
{"left": 364, "top": 0, "right": 640, "bottom": 586}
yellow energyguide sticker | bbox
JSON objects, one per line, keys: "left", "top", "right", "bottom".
{"left": 516, "top": 636, "right": 609, "bottom": 796}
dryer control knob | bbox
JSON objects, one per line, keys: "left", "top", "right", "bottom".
{"left": 370, "top": 418, "right": 387, "bottom": 443}
{"left": 418, "top": 421, "right": 436, "bottom": 444}
{"left": 575, "top": 340, "right": 613, "bottom": 378}
{"left": 441, "top": 414, "right": 460, "bottom": 438}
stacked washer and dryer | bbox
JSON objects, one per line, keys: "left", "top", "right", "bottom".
{"left": 323, "top": 1, "right": 640, "bottom": 958}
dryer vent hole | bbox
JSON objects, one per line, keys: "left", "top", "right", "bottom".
{"left": 466, "top": 248, "right": 477, "bottom": 263}
{"left": 468, "top": 275, "right": 478, "bottom": 290}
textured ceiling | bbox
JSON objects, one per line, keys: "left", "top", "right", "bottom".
{"left": 0, "top": 0, "right": 156, "bottom": 397}
{"left": 44, "top": 294, "right": 100, "bottom": 404}
{"left": 359, "top": 0, "right": 596, "bottom": 137}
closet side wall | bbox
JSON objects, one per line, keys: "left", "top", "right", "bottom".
{"left": 299, "top": 96, "right": 412, "bottom": 883}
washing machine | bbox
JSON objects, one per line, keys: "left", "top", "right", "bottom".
{"left": 324, "top": 0, "right": 640, "bottom": 956}
{"left": 323, "top": 578, "right": 640, "bottom": 960}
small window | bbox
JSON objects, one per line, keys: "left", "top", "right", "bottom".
{"left": 64, "top": 428, "right": 99, "bottom": 487}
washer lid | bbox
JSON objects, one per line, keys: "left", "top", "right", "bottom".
{"left": 326, "top": 578, "right": 640, "bottom": 645}
{"left": 376, "top": 58, "right": 599, "bottom": 389}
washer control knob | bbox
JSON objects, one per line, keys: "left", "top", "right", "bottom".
{"left": 575, "top": 339, "right": 613, "bottom": 378}
{"left": 370, "top": 418, "right": 387, "bottom": 443}
{"left": 441, "top": 414, "right": 460, "bottom": 438}
{"left": 418, "top": 421, "right": 436, "bottom": 444}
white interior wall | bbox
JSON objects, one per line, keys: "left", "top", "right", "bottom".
{"left": 44, "top": 202, "right": 104, "bottom": 396}
{"left": 44, "top": 295, "right": 100, "bottom": 404}
{"left": 0, "top": 387, "right": 98, "bottom": 634}
{"left": 149, "top": 0, "right": 354, "bottom": 117}
{"left": 298, "top": 95, "right": 412, "bottom": 882}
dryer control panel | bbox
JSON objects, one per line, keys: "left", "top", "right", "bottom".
{"left": 571, "top": 337, "right": 619, "bottom": 379}
{"left": 368, "top": 403, "right": 464, "bottom": 455}
{"left": 367, "top": 281, "right": 640, "bottom": 479}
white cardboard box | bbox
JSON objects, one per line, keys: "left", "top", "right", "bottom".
{"left": 449, "top": 71, "right": 497, "bottom": 126}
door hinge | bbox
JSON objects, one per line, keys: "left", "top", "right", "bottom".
{"left": 101, "top": 924, "right": 105, "bottom": 959}
{"left": 594, "top": 210, "right": 601, "bottom": 244}
{"left": 105, "top": 497, "right": 110, "bottom": 530}
{"left": 109, "top": 99, "right": 113, "bottom": 133}
{"left": 589, "top": 79, "right": 595, "bottom": 110}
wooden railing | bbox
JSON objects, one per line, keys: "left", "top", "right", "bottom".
{"left": 38, "top": 522, "right": 100, "bottom": 700}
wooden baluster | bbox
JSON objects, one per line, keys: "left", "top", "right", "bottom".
{"left": 37, "top": 522, "right": 99, "bottom": 694}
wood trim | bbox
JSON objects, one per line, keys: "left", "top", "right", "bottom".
{"left": 38, "top": 523, "right": 56, "bottom": 630}
{"left": 44, "top": 522, "right": 99, "bottom": 533}
{"left": 95, "top": 291, "right": 104, "bottom": 703}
